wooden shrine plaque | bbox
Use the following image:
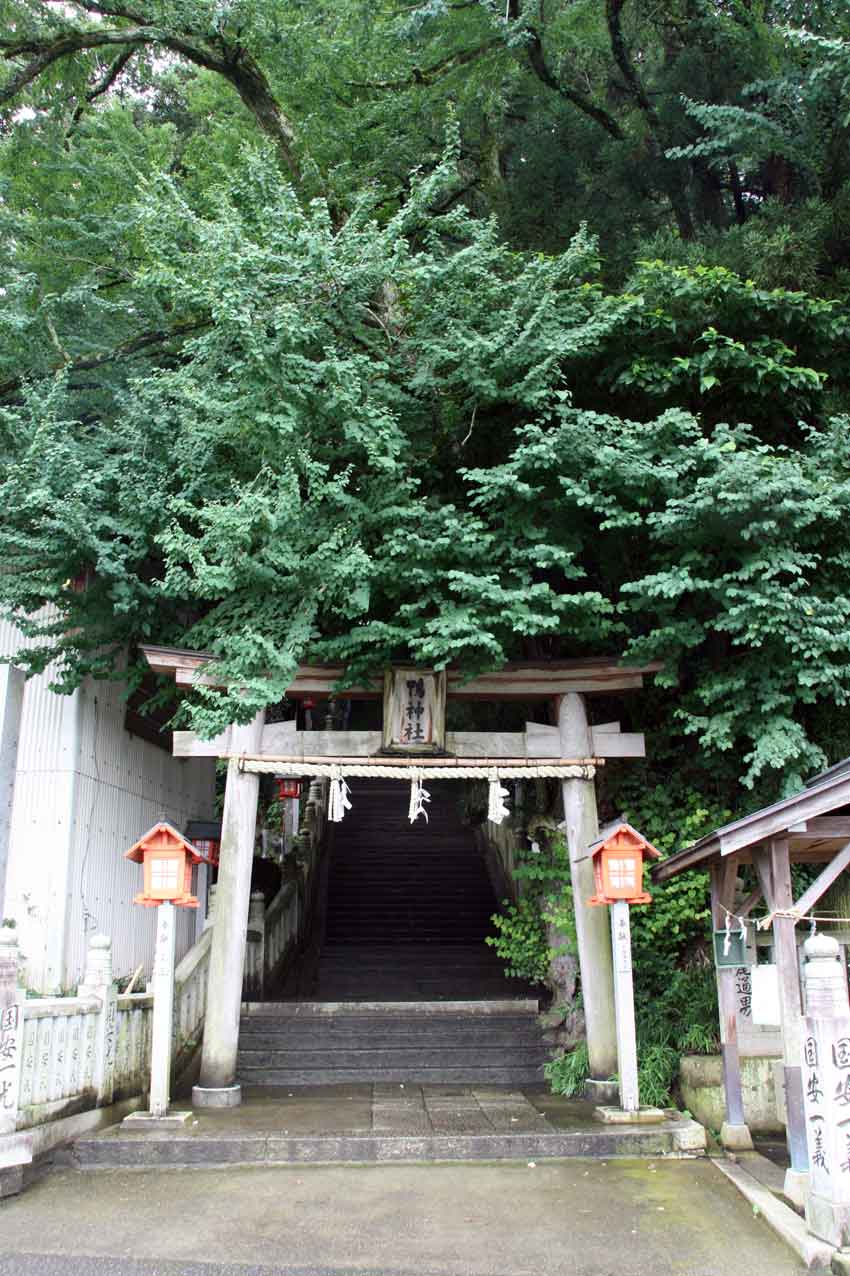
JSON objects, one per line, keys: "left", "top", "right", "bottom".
{"left": 382, "top": 669, "right": 447, "bottom": 753}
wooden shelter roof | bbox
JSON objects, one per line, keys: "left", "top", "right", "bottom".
{"left": 651, "top": 764, "right": 850, "bottom": 883}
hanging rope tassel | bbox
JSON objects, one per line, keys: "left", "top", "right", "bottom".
{"left": 408, "top": 769, "right": 431, "bottom": 823}
{"left": 328, "top": 767, "right": 352, "bottom": 823}
{"left": 487, "top": 769, "right": 511, "bottom": 825}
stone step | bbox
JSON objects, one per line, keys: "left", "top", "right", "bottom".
{"left": 237, "top": 1065, "right": 547, "bottom": 1086}
{"left": 311, "top": 973, "right": 518, "bottom": 984}
{"left": 325, "top": 878, "right": 491, "bottom": 889}
{"left": 317, "top": 950, "right": 504, "bottom": 958}
{"left": 307, "top": 983, "right": 525, "bottom": 998}
{"left": 238, "top": 1029, "right": 544, "bottom": 1049}
{"left": 241, "top": 1001, "right": 539, "bottom": 1018}
{"left": 71, "top": 1125, "right": 683, "bottom": 1169}
{"left": 238, "top": 1046, "right": 548, "bottom": 1070}
{"left": 323, "top": 926, "right": 495, "bottom": 937}
{"left": 316, "top": 953, "right": 506, "bottom": 967}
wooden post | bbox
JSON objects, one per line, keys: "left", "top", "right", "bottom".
{"left": 149, "top": 903, "right": 176, "bottom": 1118}
{"left": 767, "top": 836, "right": 810, "bottom": 1206}
{"left": 710, "top": 861, "right": 753, "bottom": 1150}
{"left": 610, "top": 900, "right": 639, "bottom": 1112}
{"left": 193, "top": 709, "right": 266, "bottom": 1108}
{"left": 558, "top": 693, "right": 618, "bottom": 1096}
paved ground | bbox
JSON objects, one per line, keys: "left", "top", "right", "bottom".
{"left": 0, "top": 1157, "right": 805, "bottom": 1275}
{"left": 70, "top": 1086, "right": 696, "bottom": 1167}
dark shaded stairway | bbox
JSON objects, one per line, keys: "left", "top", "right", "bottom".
{"left": 237, "top": 777, "right": 548, "bottom": 1086}
{"left": 318, "top": 777, "right": 525, "bottom": 998}
{"left": 325, "top": 779, "right": 499, "bottom": 944}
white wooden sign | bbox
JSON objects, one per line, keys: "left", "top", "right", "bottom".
{"left": 382, "top": 669, "right": 447, "bottom": 752}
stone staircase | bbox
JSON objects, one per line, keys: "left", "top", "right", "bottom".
{"left": 322, "top": 778, "right": 499, "bottom": 945}
{"left": 236, "top": 1001, "right": 547, "bottom": 1086}
{"left": 236, "top": 777, "right": 547, "bottom": 1087}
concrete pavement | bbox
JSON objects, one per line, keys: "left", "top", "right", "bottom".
{"left": 0, "top": 1158, "right": 805, "bottom": 1275}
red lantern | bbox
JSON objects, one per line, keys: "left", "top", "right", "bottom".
{"left": 276, "top": 777, "right": 302, "bottom": 801}
{"left": 192, "top": 837, "right": 220, "bottom": 865}
{"left": 588, "top": 822, "right": 660, "bottom": 906}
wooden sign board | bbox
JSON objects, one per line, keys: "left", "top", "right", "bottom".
{"left": 382, "top": 669, "right": 447, "bottom": 753}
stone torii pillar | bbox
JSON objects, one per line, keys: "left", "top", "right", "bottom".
{"left": 193, "top": 709, "right": 266, "bottom": 1108}
{"left": 558, "top": 693, "right": 618, "bottom": 1095}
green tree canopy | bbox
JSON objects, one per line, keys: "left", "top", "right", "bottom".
{"left": 1, "top": 1, "right": 850, "bottom": 795}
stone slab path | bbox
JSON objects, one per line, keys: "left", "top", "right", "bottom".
{"left": 0, "top": 1158, "right": 805, "bottom": 1275}
{"left": 70, "top": 1086, "right": 703, "bottom": 1167}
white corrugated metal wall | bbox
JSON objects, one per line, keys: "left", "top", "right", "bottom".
{"left": 1, "top": 615, "right": 216, "bottom": 991}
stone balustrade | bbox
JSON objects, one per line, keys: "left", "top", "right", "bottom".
{"left": 0, "top": 780, "right": 328, "bottom": 1171}
{"left": 2, "top": 922, "right": 213, "bottom": 1137}
{"left": 241, "top": 777, "right": 328, "bottom": 1002}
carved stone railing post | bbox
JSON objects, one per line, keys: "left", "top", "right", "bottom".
{"left": 78, "top": 934, "right": 117, "bottom": 1107}
{"left": 0, "top": 926, "right": 31, "bottom": 1196}
{"left": 204, "top": 883, "right": 217, "bottom": 931}
{"left": 246, "top": 891, "right": 266, "bottom": 1000}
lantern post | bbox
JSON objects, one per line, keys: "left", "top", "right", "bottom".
{"left": 588, "top": 822, "right": 664, "bottom": 1122}
{"left": 121, "top": 822, "right": 211, "bottom": 1127}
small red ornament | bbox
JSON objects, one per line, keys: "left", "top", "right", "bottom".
{"left": 191, "top": 837, "right": 220, "bottom": 865}
{"left": 275, "top": 777, "right": 302, "bottom": 801}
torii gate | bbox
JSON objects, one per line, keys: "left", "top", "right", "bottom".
{"left": 142, "top": 645, "right": 659, "bottom": 1108}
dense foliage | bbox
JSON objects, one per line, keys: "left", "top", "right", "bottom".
{"left": 2, "top": 1, "right": 850, "bottom": 795}
{"left": 499, "top": 782, "right": 723, "bottom": 1104}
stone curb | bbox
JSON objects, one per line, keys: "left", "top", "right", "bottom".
{"left": 710, "top": 1155, "right": 834, "bottom": 1269}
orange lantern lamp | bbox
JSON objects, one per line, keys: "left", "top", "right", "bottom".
{"left": 124, "top": 821, "right": 213, "bottom": 908}
{"left": 588, "top": 822, "right": 660, "bottom": 906}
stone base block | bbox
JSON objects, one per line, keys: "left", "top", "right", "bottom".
{"left": 0, "top": 1130, "right": 33, "bottom": 1170}
{"left": 584, "top": 1079, "right": 619, "bottom": 1105}
{"left": 594, "top": 1105, "right": 666, "bottom": 1125}
{"left": 785, "top": 1167, "right": 809, "bottom": 1210}
{"left": 192, "top": 1084, "right": 242, "bottom": 1109}
{"left": 0, "top": 1165, "right": 23, "bottom": 1198}
{"left": 807, "top": 1191, "right": 850, "bottom": 1248}
{"left": 720, "top": 1121, "right": 754, "bottom": 1151}
{"left": 831, "top": 1249, "right": 850, "bottom": 1275}
{"left": 121, "top": 1110, "right": 193, "bottom": 1130}
{"left": 671, "top": 1119, "right": 708, "bottom": 1153}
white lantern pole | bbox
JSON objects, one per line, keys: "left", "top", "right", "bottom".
{"left": 123, "top": 899, "right": 190, "bottom": 1128}
{"left": 610, "top": 899, "right": 640, "bottom": 1113}
{"left": 149, "top": 901, "right": 176, "bottom": 1118}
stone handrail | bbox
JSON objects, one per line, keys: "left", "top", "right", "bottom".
{"left": 242, "top": 777, "right": 329, "bottom": 1001}
{"left": 3, "top": 780, "right": 325, "bottom": 1141}
{"left": 17, "top": 996, "right": 102, "bottom": 1122}
{"left": 172, "top": 926, "right": 212, "bottom": 1073}
{"left": 262, "top": 880, "right": 300, "bottom": 992}
{"left": 113, "top": 991, "right": 154, "bottom": 1101}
